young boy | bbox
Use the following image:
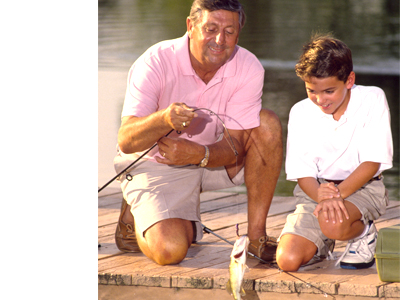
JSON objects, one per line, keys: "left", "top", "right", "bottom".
{"left": 276, "top": 34, "right": 393, "bottom": 272}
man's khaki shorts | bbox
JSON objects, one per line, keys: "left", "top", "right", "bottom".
{"left": 278, "top": 178, "right": 389, "bottom": 256}
{"left": 114, "top": 153, "right": 245, "bottom": 242}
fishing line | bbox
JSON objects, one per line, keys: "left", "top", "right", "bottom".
{"left": 202, "top": 224, "right": 336, "bottom": 299}
{"left": 193, "top": 108, "right": 239, "bottom": 157}
{"left": 193, "top": 108, "right": 241, "bottom": 225}
{"left": 98, "top": 108, "right": 238, "bottom": 193}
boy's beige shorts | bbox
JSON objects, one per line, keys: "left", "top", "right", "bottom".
{"left": 278, "top": 178, "right": 389, "bottom": 256}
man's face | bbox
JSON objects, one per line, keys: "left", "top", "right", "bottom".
{"left": 187, "top": 9, "right": 240, "bottom": 72}
{"left": 304, "top": 72, "right": 355, "bottom": 120}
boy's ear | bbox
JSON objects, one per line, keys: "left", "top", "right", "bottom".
{"left": 346, "top": 71, "right": 356, "bottom": 89}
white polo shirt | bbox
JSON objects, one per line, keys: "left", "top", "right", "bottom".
{"left": 286, "top": 84, "right": 393, "bottom": 181}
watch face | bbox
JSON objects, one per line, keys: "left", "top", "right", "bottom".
{"left": 199, "top": 145, "right": 209, "bottom": 167}
{"left": 200, "top": 158, "right": 208, "bottom": 167}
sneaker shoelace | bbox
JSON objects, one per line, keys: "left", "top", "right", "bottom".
{"left": 327, "top": 249, "right": 335, "bottom": 261}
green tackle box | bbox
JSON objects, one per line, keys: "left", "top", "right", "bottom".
{"left": 374, "top": 224, "right": 400, "bottom": 282}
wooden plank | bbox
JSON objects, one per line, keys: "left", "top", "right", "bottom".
{"left": 98, "top": 223, "right": 117, "bottom": 239}
{"left": 98, "top": 212, "right": 120, "bottom": 227}
{"left": 98, "top": 206, "right": 120, "bottom": 218}
{"left": 98, "top": 253, "right": 145, "bottom": 272}
{"left": 98, "top": 193, "right": 122, "bottom": 208}
{"left": 200, "top": 191, "right": 240, "bottom": 202}
{"left": 200, "top": 193, "right": 247, "bottom": 213}
{"left": 98, "top": 187, "right": 122, "bottom": 199}
{"left": 98, "top": 238, "right": 123, "bottom": 259}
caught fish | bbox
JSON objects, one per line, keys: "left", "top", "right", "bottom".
{"left": 226, "top": 234, "right": 250, "bottom": 300}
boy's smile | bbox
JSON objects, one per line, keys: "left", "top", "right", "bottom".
{"left": 304, "top": 72, "right": 355, "bottom": 120}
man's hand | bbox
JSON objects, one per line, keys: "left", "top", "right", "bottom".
{"left": 155, "top": 137, "right": 204, "bottom": 165}
{"left": 163, "top": 103, "right": 198, "bottom": 131}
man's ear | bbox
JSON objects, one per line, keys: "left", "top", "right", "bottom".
{"left": 187, "top": 17, "right": 193, "bottom": 38}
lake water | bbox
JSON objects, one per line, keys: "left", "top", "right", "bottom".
{"left": 98, "top": 0, "right": 399, "bottom": 200}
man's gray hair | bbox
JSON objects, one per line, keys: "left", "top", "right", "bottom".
{"left": 189, "top": 0, "right": 246, "bottom": 31}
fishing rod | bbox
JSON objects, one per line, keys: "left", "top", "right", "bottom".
{"left": 202, "top": 224, "right": 336, "bottom": 299}
{"left": 98, "top": 129, "right": 174, "bottom": 193}
{"left": 98, "top": 108, "right": 238, "bottom": 193}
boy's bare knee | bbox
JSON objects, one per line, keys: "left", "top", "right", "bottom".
{"left": 276, "top": 235, "right": 317, "bottom": 272}
{"left": 320, "top": 220, "right": 361, "bottom": 241}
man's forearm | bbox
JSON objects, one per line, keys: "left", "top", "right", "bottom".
{"left": 118, "top": 112, "right": 171, "bottom": 154}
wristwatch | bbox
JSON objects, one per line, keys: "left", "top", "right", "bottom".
{"left": 198, "top": 145, "right": 209, "bottom": 167}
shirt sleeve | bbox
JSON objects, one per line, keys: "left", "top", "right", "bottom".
{"left": 285, "top": 101, "right": 319, "bottom": 181}
{"left": 121, "top": 53, "right": 163, "bottom": 118}
{"left": 358, "top": 87, "right": 393, "bottom": 171}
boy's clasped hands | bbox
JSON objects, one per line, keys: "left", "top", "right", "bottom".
{"left": 314, "top": 182, "right": 350, "bottom": 224}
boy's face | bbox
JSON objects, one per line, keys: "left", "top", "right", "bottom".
{"left": 304, "top": 72, "right": 355, "bottom": 120}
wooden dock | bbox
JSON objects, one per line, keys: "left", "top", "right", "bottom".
{"left": 98, "top": 187, "right": 400, "bottom": 299}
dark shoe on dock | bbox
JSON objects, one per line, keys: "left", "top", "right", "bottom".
{"left": 115, "top": 198, "right": 141, "bottom": 253}
{"left": 248, "top": 235, "right": 278, "bottom": 263}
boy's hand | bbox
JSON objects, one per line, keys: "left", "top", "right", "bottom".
{"left": 317, "top": 182, "right": 340, "bottom": 202}
{"left": 313, "top": 196, "right": 350, "bottom": 224}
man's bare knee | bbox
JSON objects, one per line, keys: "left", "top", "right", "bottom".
{"left": 259, "top": 109, "right": 282, "bottom": 135}
{"left": 141, "top": 219, "right": 193, "bottom": 265}
{"left": 151, "top": 241, "right": 189, "bottom": 265}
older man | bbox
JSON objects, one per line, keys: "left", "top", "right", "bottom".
{"left": 114, "top": 0, "right": 283, "bottom": 265}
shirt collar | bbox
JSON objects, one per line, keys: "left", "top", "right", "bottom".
{"left": 309, "top": 84, "right": 359, "bottom": 122}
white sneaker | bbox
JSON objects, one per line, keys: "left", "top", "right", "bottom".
{"left": 336, "top": 221, "right": 377, "bottom": 269}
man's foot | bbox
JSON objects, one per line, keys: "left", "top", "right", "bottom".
{"left": 336, "top": 221, "right": 377, "bottom": 269}
{"left": 248, "top": 235, "right": 278, "bottom": 263}
{"left": 115, "top": 198, "right": 140, "bottom": 253}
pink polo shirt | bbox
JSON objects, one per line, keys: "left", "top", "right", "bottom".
{"left": 121, "top": 33, "right": 264, "bottom": 161}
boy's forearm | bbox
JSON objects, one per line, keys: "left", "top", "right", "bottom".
{"left": 337, "top": 162, "right": 381, "bottom": 199}
{"left": 297, "top": 162, "right": 380, "bottom": 202}
{"left": 298, "top": 177, "right": 321, "bottom": 202}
